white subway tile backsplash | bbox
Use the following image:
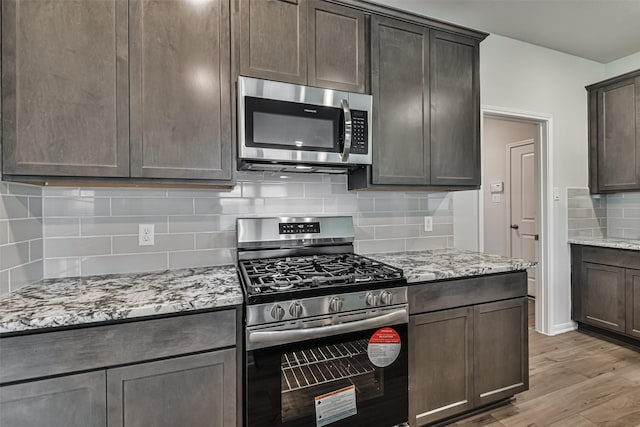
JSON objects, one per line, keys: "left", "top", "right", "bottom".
{"left": 375, "top": 224, "right": 420, "bottom": 239}
{"left": 1, "top": 195, "right": 30, "bottom": 219}
{"left": 30, "top": 239, "right": 43, "bottom": 262}
{"left": 111, "top": 197, "right": 193, "bottom": 216}
{"left": 0, "top": 270, "right": 8, "bottom": 295}
{"left": 8, "top": 218, "right": 42, "bottom": 242}
{"left": 358, "top": 239, "right": 406, "bottom": 254}
{"left": 406, "top": 236, "right": 450, "bottom": 251}
{"left": 44, "top": 218, "right": 81, "bottom": 237}
{"left": 168, "top": 249, "right": 233, "bottom": 269}
{"left": 44, "top": 197, "right": 110, "bottom": 217}
{"left": 0, "top": 174, "right": 452, "bottom": 283}
{"left": 112, "top": 234, "right": 194, "bottom": 254}
{"left": 81, "top": 253, "right": 168, "bottom": 276}
{"left": 9, "top": 260, "right": 43, "bottom": 291}
{"left": 0, "top": 241, "right": 30, "bottom": 270}
{"left": 6, "top": 182, "right": 41, "bottom": 196}
{"left": 81, "top": 216, "right": 168, "bottom": 236}
{"left": 242, "top": 182, "right": 304, "bottom": 198}
{"left": 195, "top": 231, "right": 236, "bottom": 250}
{"left": 45, "top": 237, "right": 111, "bottom": 258}
{"left": 45, "top": 257, "right": 81, "bottom": 278}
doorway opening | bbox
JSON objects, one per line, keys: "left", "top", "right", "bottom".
{"left": 480, "top": 108, "right": 553, "bottom": 335}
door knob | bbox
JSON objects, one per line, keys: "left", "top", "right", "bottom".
{"left": 510, "top": 224, "right": 519, "bottom": 230}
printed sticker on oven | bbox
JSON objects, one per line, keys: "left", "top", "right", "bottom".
{"left": 367, "top": 327, "right": 401, "bottom": 367}
{"left": 314, "top": 385, "right": 357, "bottom": 427}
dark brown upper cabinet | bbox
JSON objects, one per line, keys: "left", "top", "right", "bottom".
{"left": 235, "top": 0, "right": 366, "bottom": 93}
{"left": 370, "top": 16, "right": 430, "bottom": 186}
{"left": 349, "top": 17, "right": 484, "bottom": 190}
{"left": 430, "top": 31, "right": 480, "bottom": 187}
{"left": 2, "top": 0, "right": 234, "bottom": 184}
{"left": 2, "top": 0, "right": 129, "bottom": 178}
{"left": 129, "top": 0, "right": 233, "bottom": 181}
{"left": 307, "top": 0, "right": 366, "bottom": 93}
{"left": 587, "top": 70, "right": 640, "bottom": 194}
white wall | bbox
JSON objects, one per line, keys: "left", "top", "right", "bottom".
{"left": 604, "top": 51, "right": 640, "bottom": 78}
{"left": 483, "top": 118, "right": 538, "bottom": 257}
{"left": 480, "top": 35, "right": 604, "bottom": 334}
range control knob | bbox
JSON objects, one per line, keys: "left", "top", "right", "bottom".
{"left": 365, "top": 292, "right": 379, "bottom": 307}
{"left": 271, "top": 304, "right": 285, "bottom": 321}
{"left": 289, "top": 301, "right": 304, "bottom": 318}
{"left": 380, "top": 290, "right": 393, "bottom": 305}
{"left": 329, "top": 297, "right": 344, "bottom": 313}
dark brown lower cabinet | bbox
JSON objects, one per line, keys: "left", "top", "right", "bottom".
{"left": 0, "top": 372, "right": 106, "bottom": 427}
{"left": 580, "top": 262, "right": 626, "bottom": 333}
{"left": 627, "top": 269, "right": 640, "bottom": 338}
{"left": 408, "top": 272, "right": 529, "bottom": 426}
{"left": 473, "top": 299, "right": 528, "bottom": 407}
{"left": 410, "top": 307, "right": 474, "bottom": 426}
{"left": 107, "top": 350, "right": 236, "bottom": 427}
{"left": 571, "top": 244, "right": 640, "bottom": 343}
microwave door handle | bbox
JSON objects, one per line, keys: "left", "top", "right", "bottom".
{"left": 248, "top": 308, "right": 408, "bottom": 345}
{"left": 341, "top": 98, "right": 352, "bottom": 162}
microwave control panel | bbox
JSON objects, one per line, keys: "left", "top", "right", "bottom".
{"left": 349, "top": 110, "right": 368, "bottom": 154}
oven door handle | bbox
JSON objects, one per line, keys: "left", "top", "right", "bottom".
{"left": 341, "top": 98, "right": 352, "bottom": 162}
{"left": 248, "top": 308, "right": 408, "bottom": 345}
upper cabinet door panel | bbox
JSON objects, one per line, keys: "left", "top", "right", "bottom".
{"left": 129, "top": 0, "right": 232, "bottom": 180}
{"left": 239, "top": 0, "right": 307, "bottom": 85}
{"left": 2, "top": 0, "right": 129, "bottom": 177}
{"left": 430, "top": 31, "right": 480, "bottom": 187}
{"left": 307, "top": 0, "right": 366, "bottom": 93}
{"left": 596, "top": 78, "right": 640, "bottom": 192}
{"left": 371, "top": 16, "right": 430, "bottom": 185}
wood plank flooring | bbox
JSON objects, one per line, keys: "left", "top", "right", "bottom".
{"left": 454, "top": 300, "right": 640, "bottom": 427}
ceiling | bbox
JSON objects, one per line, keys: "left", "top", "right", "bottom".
{"left": 369, "top": 0, "right": 640, "bottom": 63}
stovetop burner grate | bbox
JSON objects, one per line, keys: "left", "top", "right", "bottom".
{"left": 240, "top": 253, "right": 404, "bottom": 297}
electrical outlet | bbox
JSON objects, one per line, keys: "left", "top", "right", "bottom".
{"left": 424, "top": 216, "right": 433, "bottom": 232}
{"left": 138, "top": 224, "right": 155, "bottom": 246}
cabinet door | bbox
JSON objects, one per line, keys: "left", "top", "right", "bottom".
{"left": 430, "top": 31, "right": 480, "bottom": 187}
{"left": 238, "top": 0, "right": 307, "bottom": 85}
{"left": 626, "top": 269, "right": 640, "bottom": 338}
{"left": 307, "top": 0, "right": 366, "bottom": 93}
{"left": 409, "top": 307, "right": 474, "bottom": 426}
{"left": 0, "top": 371, "right": 106, "bottom": 427}
{"left": 371, "top": 16, "right": 430, "bottom": 185}
{"left": 474, "top": 298, "right": 528, "bottom": 407}
{"left": 596, "top": 77, "right": 640, "bottom": 192}
{"left": 580, "top": 262, "right": 626, "bottom": 332}
{"left": 2, "top": 0, "right": 129, "bottom": 177}
{"left": 129, "top": 0, "right": 232, "bottom": 180}
{"left": 107, "top": 350, "right": 236, "bottom": 427}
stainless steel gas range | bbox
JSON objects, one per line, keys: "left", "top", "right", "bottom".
{"left": 236, "top": 216, "right": 408, "bottom": 427}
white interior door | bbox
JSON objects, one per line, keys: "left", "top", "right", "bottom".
{"left": 509, "top": 141, "right": 538, "bottom": 297}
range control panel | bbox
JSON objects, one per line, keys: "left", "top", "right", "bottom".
{"left": 349, "top": 110, "right": 368, "bottom": 154}
{"left": 279, "top": 222, "right": 321, "bottom": 234}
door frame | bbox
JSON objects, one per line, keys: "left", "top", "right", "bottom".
{"left": 480, "top": 106, "right": 554, "bottom": 335}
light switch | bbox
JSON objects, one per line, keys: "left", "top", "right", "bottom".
{"left": 492, "top": 194, "right": 502, "bottom": 203}
{"left": 490, "top": 182, "right": 504, "bottom": 193}
{"left": 553, "top": 187, "right": 560, "bottom": 201}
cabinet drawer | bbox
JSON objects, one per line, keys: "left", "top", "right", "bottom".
{"left": 0, "top": 309, "right": 236, "bottom": 384}
{"left": 409, "top": 271, "right": 527, "bottom": 314}
{"left": 581, "top": 245, "right": 640, "bottom": 269}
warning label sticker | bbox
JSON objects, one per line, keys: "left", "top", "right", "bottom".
{"left": 367, "top": 327, "right": 401, "bottom": 367}
{"left": 315, "top": 385, "right": 357, "bottom": 427}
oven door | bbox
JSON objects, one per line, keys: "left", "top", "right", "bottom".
{"left": 245, "top": 322, "right": 408, "bottom": 427}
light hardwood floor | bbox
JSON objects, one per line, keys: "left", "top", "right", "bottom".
{"left": 454, "top": 299, "right": 640, "bottom": 427}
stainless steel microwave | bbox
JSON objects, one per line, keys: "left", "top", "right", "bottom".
{"left": 237, "top": 76, "right": 372, "bottom": 173}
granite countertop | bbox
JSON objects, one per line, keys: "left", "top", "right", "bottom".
{"left": 568, "top": 236, "right": 640, "bottom": 251}
{"left": 0, "top": 265, "right": 242, "bottom": 334}
{"left": 369, "top": 248, "right": 536, "bottom": 284}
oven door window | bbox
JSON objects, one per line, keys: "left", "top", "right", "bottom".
{"left": 246, "top": 324, "right": 408, "bottom": 427}
{"left": 245, "top": 96, "right": 342, "bottom": 152}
